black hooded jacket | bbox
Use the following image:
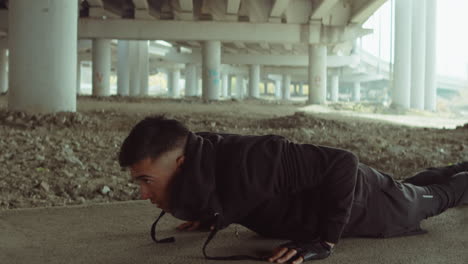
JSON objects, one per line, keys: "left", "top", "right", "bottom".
{"left": 169, "top": 132, "right": 364, "bottom": 244}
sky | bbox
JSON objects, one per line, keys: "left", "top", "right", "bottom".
{"left": 361, "top": 0, "right": 468, "bottom": 79}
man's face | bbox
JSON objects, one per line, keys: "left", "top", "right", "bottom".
{"left": 130, "top": 151, "right": 185, "bottom": 212}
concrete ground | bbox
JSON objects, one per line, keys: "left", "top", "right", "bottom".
{"left": 1, "top": 201, "right": 467, "bottom": 264}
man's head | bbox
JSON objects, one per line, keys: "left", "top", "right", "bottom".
{"left": 119, "top": 116, "right": 189, "bottom": 212}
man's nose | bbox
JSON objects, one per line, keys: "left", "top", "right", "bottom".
{"left": 139, "top": 186, "right": 151, "bottom": 200}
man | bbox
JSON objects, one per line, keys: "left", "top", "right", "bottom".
{"left": 119, "top": 116, "right": 468, "bottom": 263}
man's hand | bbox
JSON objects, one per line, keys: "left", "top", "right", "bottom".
{"left": 267, "top": 240, "right": 333, "bottom": 263}
{"left": 176, "top": 221, "right": 202, "bottom": 231}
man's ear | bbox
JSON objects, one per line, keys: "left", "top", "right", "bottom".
{"left": 176, "top": 155, "right": 185, "bottom": 168}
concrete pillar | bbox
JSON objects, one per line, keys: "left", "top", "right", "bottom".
{"left": 168, "top": 69, "right": 180, "bottom": 98}
{"left": 76, "top": 60, "right": 81, "bottom": 95}
{"left": 248, "top": 64, "right": 260, "bottom": 98}
{"left": 393, "top": 0, "right": 412, "bottom": 108}
{"left": 263, "top": 80, "right": 269, "bottom": 95}
{"left": 129, "top": 41, "right": 141, "bottom": 96}
{"left": 275, "top": 79, "right": 282, "bottom": 99}
{"left": 92, "top": 38, "right": 111, "bottom": 96}
{"left": 308, "top": 44, "right": 327, "bottom": 104}
{"left": 228, "top": 75, "right": 233, "bottom": 97}
{"left": 331, "top": 75, "right": 339, "bottom": 102}
{"left": 235, "top": 74, "right": 244, "bottom": 99}
{"left": 425, "top": 0, "right": 437, "bottom": 111}
{"left": 185, "top": 63, "right": 197, "bottom": 96}
{"left": 298, "top": 82, "right": 304, "bottom": 96}
{"left": 139, "top": 41, "right": 149, "bottom": 96}
{"left": 282, "top": 74, "right": 291, "bottom": 100}
{"left": 411, "top": 0, "right": 426, "bottom": 110}
{"left": 0, "top": 49, "right": 6, "bottom": 94}
{"left": 8, "top": 0, "right": 77, "bottom": 112}
{"left": 202, "top": 41, "right": 221, "bottom": 100}
{"left": 353, "top": 82, "right": 361, "bottom": 102}
{"left": 117, "top": 40, "right": 130, "bottom": 96}
{"left": 221, "top": 73, "right": 228, "bottom": 98}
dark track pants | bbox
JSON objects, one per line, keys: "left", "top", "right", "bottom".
{"left": 343, "top": 162, "right": 468, "bottom": 238}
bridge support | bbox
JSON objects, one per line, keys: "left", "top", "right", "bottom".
{"left": 425, "top": 0, "right": 437, "bottom": 111}
{"left": 117, "top": 40, "right": 130, "bottom": 96}
{"left": 185, "top": 63, "right": 197, "bottom": 97}
{"left": 129, "top": 41, "right": 141, "bottom": 96}
{"left": 275, "top": 79, "right": 282, "bottom": 99}
{"left": 0, "top": 48, "right": 6, "bottom": 94}
{"left": 411, "top": 0, "right": 426, "bottom": 110}
{"left": 235, "top": 74, "right": 244, "bottom": 99}
{"left": 92, "top": 38, "right": 111, "bottom": 96}
{"left": 8, "top": 0, "right": 77, "bottom": 112}
{"left": 249, "top": 64, "right": 260, "bottom": 98}
{"left": 282, "top": 74, "right": 291, "bottom": 100}
{"left": 221, "top": 73, "right": 228, "bottom": 98}
{"left": 308, "top": 44, "right": 327, "bottom": 104}
{"left": 139, "top": 41, "right": 149, "bottom": 96}
{"left": 330, "top": 75, "right": 339, "bottom": 102}
{"left": 353, "top": 82, "right": 361, "bottom": 102}
{"left": 202, "top": 40, "right": 221, "bottom": 101}
{"left": 168, "top": 69, "right": 180, "bottom": 98}
{"left": 393, "top": 0, "right": 412, "bottom": 109}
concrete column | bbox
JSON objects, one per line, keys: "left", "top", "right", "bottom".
{"left": 282, "top": 74, "right": 291, "bottom": 100}
{"left": 129, "top": 41, "right": 141, "bottom": 96}
{"left": 298, "top": 82, "right": 304, "bottom": 96}
{"left": 0, "top": 49, "right": 6, "bottom": 94}
{"left": 92, "top": 38, "right": 111, "bottom": 96}
{"left": 235, "top": 74, "right": 244, "bottom": 99}
{"left": 168, "top": 69, "right": 180, "bottom": 98}
{"left": 411, "top": 0, "right": 426, "bottom": 110}
{"left": 8, "top": 0, "right": 77, "bottom": 112}
{"left": 425, "top": 0, "right": 437, "bottom": 111}
{"left": 330, "top": 75, "right": 339, "bottom": 102}
{"left": 76, "top": 60, "right": 81, "bottom": 95}
{"left": 248, "top": 64, "right": 260, "bottom": 98}
{"left": 221, "top": 73, "right": 228, "bottom": 98}
{"left": 275, "top": 79, "right": 282, "bottom": 99}
{"left": 263, "top": 80, "right": 269, "bottom": 95}
{"left": 228, "top": 75, "right": 233, "bottom": 97}
{"left": 139, "top": 41, "right": 149, "bottom": 96}
{"left": 308, "top": 44, "right": 327, "bottom": 104}
{"left": 185, "top": 63, "right": 197, "bottom": 96}
{"left": 202, "top": 41, "right": 221, "bottom": 100}
{"left": 393, "top": 0, "right": 412, "bottom": 109}
{"left": 353, "top": 82, "right": 361, "bottom": 102}
{"left": 117, "top": 40, "right": 130, "bottom": 96}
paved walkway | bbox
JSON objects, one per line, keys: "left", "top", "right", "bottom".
{"left": 1, "top": 201, "right": 467, "bottom": 264}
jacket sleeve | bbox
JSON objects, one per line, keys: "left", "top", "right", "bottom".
{"left": 317, "top": 148, "right": 359, "bottom": 244}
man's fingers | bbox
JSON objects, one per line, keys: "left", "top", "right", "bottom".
{"left": 176, "top": 222, "right": 191, "bottom": 230}
{"left": 186, "top": 221, "right": 201, "bottom": 231}
{"left": 291, "top": 256, "right": 304, "bottom": 264}
{"left": 268, "top": 247, "right": 288, "bottom": 263}
{"left": 276, "top": 249, "right": 297, "bottom": 264}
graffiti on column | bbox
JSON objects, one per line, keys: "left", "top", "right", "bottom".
{"left": 209, "top": 69, "right": 219, "bottom": 86}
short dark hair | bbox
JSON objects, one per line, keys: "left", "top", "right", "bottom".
{"left": 118, "top": 115, "right": 190, "bottom": 167}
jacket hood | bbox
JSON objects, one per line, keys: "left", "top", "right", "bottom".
{"left": 169, "top": 132, "right": 223, "bottom": 222}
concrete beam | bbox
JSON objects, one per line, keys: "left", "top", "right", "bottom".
{"left": 132, "top": 0, "right": 149, "bottom": 9}
{"left": 162, "top": 50, "right": 359, "bottom": 67}
{"left": 310, "top": 0, "right": 340, "bottom": 20}
{"left": 178, "top": 0, "right": 193, "bottom": 11}
{"left": 270, "top": 0, "right": 291, "bottom": 17}
{"left": 87, "top": 0, "right": 104, "bottom": 7}
{"left": 78, "top": 19, "right": 303, "bottom": 43}
{"left": 226, "top": 0, "right": 241, "bottom": 14}
{"left": 350, "top": 0, "right": 387, "bottom": 24}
